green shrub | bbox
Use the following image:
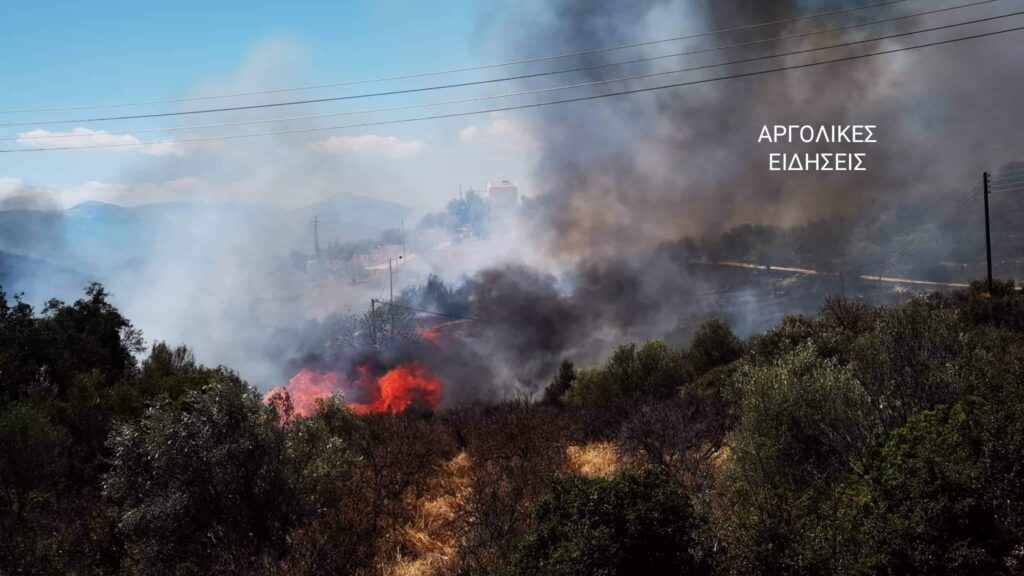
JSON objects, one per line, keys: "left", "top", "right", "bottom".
{"left": 850, "top": 299, "right": 969, "bottom": 429}
{"left": 104, "top": 374, "right": 297, "bottom": 574}
{"left": 840, "top": 400, "right": 1023, "bottom": 575}
{"left": 543, "top": 359, "right": 576, "bottom": 405}
{"left": 567, "top": 341, "right": 687, "bottom": 405}
{"left": 507, "top": 470, "right": 702, "bottom": 576}
{"left": 687, "top": 318, "right": 744, "bottom": 376}
{"left": 0, "top": 403, "right": 68, "bottom": 521}
{"left": 714, "top": 345, "right": 876, "bottom": 574}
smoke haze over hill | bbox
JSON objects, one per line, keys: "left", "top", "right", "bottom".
{"left": 3, "top": 0, "right": 1024, "bottom": 396}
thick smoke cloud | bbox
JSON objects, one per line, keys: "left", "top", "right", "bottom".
{"left": 493, "top": 0, "right": 1024, "bottom": 260}
{"left": 5, "top": 3, "right": 1024, "bottom": 401}
{"left": 378, "top": 0, "right": 1024, "bottom": 391}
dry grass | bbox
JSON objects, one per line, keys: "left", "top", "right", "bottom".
{"left": 566, "top": 441, "right": 622, "bottom": 478}
{"left": 377, "top": 442, "right": 624, "bottom": 575}
{"left": 710, "top": 444, "right": 732, "bottom": 471}
{"left": 379, "top": 451, "right": 472, "bottom": 576}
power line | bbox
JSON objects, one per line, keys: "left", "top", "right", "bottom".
{"left": 869, "top": 189, "right": 978, "bottom": 275}
{"left": 867, "top": 185, "right": 982, "bottom": 275}
{"left": 8, "top": 1, "right": 999, "bottom": 127}
{"left": 993, "top": 180, "right": 1024, "bottom": 188}
{"left": 872, "top": 186, "right": 983, "bottom": 272}
{"left": 993, "top": 181, "right": 1024, "bottom": 190}
{"left": 0, "top": 0, "right": 912, "bottom": 115}
{"left": 9, "top": 0, "right": 1001, "bottom": 143}
{"left": 8, "top": 2, "right": 1006, "bottom": 130}
{"left": 991, "top": 174, "right": 1024, "bottom": 184}
{"left": 4, "top": 20, "right": 1023, "bottom": 154}
{"left": 373, "top": 299, "right": 479, "bottom": 321}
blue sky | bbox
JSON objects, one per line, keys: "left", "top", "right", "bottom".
{"left": 0, "top": 0, "right": 538, "bottom": 209}
{"left": 1, "top": 1, "right": 478, "bottom": 109}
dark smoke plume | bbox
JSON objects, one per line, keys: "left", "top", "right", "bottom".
{"left": 283, "top": 0, "right": 1024, "bottom": 397}
{"left": 487, "top": 0, "right": 1024, "bottom": 259}
{"left": 376, "top": 0, "right": 1024, "bottom": 391}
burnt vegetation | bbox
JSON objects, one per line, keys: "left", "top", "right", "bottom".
{"left": 3, "top": 279, "right": 1024, "bottom": 575}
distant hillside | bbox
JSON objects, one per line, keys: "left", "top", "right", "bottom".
{"left": 0, "top": 250, "right": 93, "bottom": 303}
{"left": 290, "top": 193, "right": 413, "bottom": 245}
{"left": 0, "top": 193, "right": 413, "bottom": 272}
{"left": 0, "top": 208, "right": 66, "bottom": 262}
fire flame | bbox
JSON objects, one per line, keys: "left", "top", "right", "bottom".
{"left": 416, "top": 324, "right": 444, "bottom": 347}
{"left": 349, "top": 363, "right": 442, "bottom": 415}
{"left": 265, "top": 362, "right": 442, "bottom": 417}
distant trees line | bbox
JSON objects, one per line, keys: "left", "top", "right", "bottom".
{"left": 2, "top": 279, "right": 1024, "bottom": 574}
{"left": 673, "top": 176, "right": 1024, "bottom": 280}
{"left": 417, "top": 188, "right": 491, "bottom": 236}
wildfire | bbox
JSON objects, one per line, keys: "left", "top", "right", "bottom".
{"left": 265, "top": 369, "right": 340, "bottom": 417}
{"left": 416, "top": 323, "right": 444, "bottom": 347}
{"left": 265, "top": 362, "right": 442, "bottom": 417}
{"left": 349, "top": 363, "right": 442, "bottom": 415}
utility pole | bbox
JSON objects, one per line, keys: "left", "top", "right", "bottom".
{"left": 984, "top": 171, "right": 993, "bottom": 294}
{"left": 370, "top": 298, "right": 377, "bottom": 345}
{"left": 839, "top": 271, "right": 846, "bottom": 299}
{"left": 313, "top": 215, "right": 320, "bottom": 258}
{"left": 388, "top": 258, "right": 397, "bottom": 339}
{"left": 401, "top": 218, "right": 406, "bottom": 260}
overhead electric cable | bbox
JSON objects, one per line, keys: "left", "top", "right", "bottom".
{"left": 3, "top": 20, "right": 1023, "bottom": 154}
{"left": 9, "top": 0, "right": 1000, "bottom": 142}
{"left": 4, "top": 3, "right": 1011, "bottom": 128}
{"left": 992, "top": 172, "right": 1024, "bottom": 182}
{"left": 0, "top": 0, "right": 912, "bottom": 115}
{"left": 374, "top": 300, "right": 480, "bottom": 321}
{"left": 993, "top": 175, "right": 1024, "bottom": 183}
{"left": 867, "top": 185, "right": 981, "bottom": 275}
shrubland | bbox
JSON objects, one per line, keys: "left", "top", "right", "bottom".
{"left": 3, "top": 279, "right": 1024, "bottom": 574}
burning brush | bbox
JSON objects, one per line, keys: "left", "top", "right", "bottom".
{"left": 266, "top": 362, "right": 442, "bottom": 417}
{"left": 266, "top": 318, "right": 453, "bottom": 417}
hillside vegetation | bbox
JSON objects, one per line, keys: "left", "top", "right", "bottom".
{"left": 2, "top": 280, "right": 1024, "bottom": 575}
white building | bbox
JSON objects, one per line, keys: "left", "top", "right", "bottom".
{"left": 487, "top": 180, "right": 519, "bottom": 220}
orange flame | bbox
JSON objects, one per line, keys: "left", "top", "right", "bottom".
{"left": 265, "top": 362, "right": 442, "bottom": 417}
{"left": 349, "top": 362, "right": 442, "bottom": 415}
{"left": 264, "top": 369, "right": 340, "bottom": 417}
{"left": 416, "top": 324, "right": 444, "bottom": 348}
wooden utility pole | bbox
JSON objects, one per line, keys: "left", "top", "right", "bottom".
{"left": 984, "top": 172, "right": 993, "bottom": 293}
